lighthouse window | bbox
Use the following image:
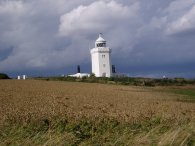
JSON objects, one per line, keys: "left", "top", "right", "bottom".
{"left": 102, "top": 55, "right": 105, "bottom": 58}
{"left": 97, "top": 43, "right": 103, "bottom": 47}
{"left": 97, "top": 43, "right": 106, "bottom": 47}
{"left": 103, "top": 64, "right": 106, "bottom": 67}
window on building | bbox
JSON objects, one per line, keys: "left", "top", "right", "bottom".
{"left": 103, "top": 64, "right": 106, "bottom": 68}
{"left": 102, "top": 55, "right": 105, "bottom": 58}
{"left": 97, "top": 43, "right": 106, "bottom": 47}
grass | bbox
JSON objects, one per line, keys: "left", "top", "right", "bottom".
{"left": 167, "top": 86, "right": 195, "bottom": 103}
{"left": 174, "top": 89, "right": 195, "bottom": 98}
{"left": 1, "top": 117, "right": 194, "bottom": 146}
{"left": 0, "top": 80, "right": 195, "bottom": 145}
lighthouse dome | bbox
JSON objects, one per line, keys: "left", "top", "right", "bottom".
{"left": 95, "top": 33, "right": 106, "bottom": 47}
{"left": 96, "top": 34, "right": 106, "bottom": 42}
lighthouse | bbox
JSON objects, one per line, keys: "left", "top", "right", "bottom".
{"left": 90, "top": 34, "right": 112, "bottom": 77}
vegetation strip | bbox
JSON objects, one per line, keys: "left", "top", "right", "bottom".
{"left": 0, "top": 117, "right": 194, "bottom": 146}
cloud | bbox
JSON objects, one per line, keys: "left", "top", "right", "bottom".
{"left": 0, "top": 0, "right": 76, "bottom": 72}
{"left": 59, "top": 1, "right": 139, "bottom": 37}
{"left": 58, "top": 0, "right": 141, "bottom": 63}
{"left": 0, "top": 0, "right": 25, "bottom": 13}
{"left": 166, "top": 4, "right": 195, "bottom": 35}
{"left": 0, "top": 0, "right": 195, "bottom": 78}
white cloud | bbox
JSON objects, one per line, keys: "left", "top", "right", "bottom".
{"left": 164, "top": 0, "right": 195, "bottom": 14}
{"left": 166, "top": 5, "right": 195, "bottom": 35}
{"left": 59, "top": 1, "right": 139, "bottom": 37}
{"left": 0, "top": 1, "right": 25, "bottom": 14}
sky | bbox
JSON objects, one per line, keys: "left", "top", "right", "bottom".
{"left": 0, "top": 0, "right": 195, "bottom": 78}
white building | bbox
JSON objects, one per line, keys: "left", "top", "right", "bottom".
{"left": 68, "top": 73, "right": 90, "bottom": 78}
{"left": 23, "top": 75, "right": 26, "bottom": 80}
{"left": 17, "top": 75, "right": 27, "bottom": 80}
{"left": 90, "top": 34, "right": 112, "bottom": 77}
{"left": 17, "top": 76, "right": 21, "bottom": 80}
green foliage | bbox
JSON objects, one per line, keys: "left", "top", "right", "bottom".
{"left": 172, "top": 89, "right": 195, "bottom": 103}
{"left": 144, "top": 81, "right": 155, "bottom": 87}
{"left": 0, "top": 73, "right": 10, "bottom": 79}
{"left": 34, "top": 76, "right": 195, "bottom": 87}
{"left": 174, "top": 89, "right": 195, "bottom": 97}
{"left": 187, "top": 136, "right": 195, "bottom": 146}
{"left": 1, "top": 116, "right": 194, "bottom": 146}
{"left": 90, "top": 73, "right": 95, "bottom": 78}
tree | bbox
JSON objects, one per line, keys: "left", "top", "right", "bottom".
{"left": 0, "top": 73, "right": 10, "bottom": 79}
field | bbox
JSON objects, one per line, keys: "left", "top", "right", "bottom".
{"left": 0, "top": 80, "right": 195, "bottom": 146}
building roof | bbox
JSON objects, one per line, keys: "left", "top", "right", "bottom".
{"left": 68, "top": 73, "right": 90, "bottom": 78}
{"left": 96, "top": 33, "right": 106, "bottom": 42}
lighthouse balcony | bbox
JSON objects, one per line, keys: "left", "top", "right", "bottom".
{"left": 90, "top": 47, "right": 111, "bottom": 54}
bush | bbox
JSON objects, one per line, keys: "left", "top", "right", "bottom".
{"left": 34, "top": 76, "right": 195, "bottom": 86}
{"left": 0, "top": 73, "right": 10, "bottom": 79}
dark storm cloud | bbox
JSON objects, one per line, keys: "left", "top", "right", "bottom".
{"left": 0, "top": 0, "right": 195, "bottom": 77}
{"left": 0, "top": 47, "right": 13, "bottom": 61}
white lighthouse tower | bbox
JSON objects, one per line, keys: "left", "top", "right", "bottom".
{"left": 90, "top": 34, "right": 112, "bottom": 77}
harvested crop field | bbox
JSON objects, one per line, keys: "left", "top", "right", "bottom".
{"left": 0, "top": 80, "right": 195, "bottom": 145}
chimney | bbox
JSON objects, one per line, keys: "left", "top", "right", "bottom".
{"left": 77, "top": 65, "right": 81, "bottom": 73}
{"left": 112, "top": 65, "right": 116, "bottom": 73}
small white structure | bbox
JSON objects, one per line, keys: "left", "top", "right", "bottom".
{"left": 90, "top": 34, "right": 112, "bottom": 77}
{"left": 17, "top": 76, "right": 21, "bottom": 80}
{"left": 23, "top": 75, "right": 26, "bottom": 80}
{"left": 68, "top": 73, "right": 90, "bottom": 78}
